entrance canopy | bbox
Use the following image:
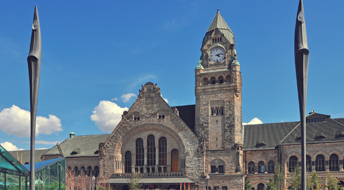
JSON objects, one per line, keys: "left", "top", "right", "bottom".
{"left": 108, "top": 177, "right": 194, "bottom": 184}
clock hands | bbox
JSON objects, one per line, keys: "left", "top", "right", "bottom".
{"left": 216, "top": 53, "right": 223, "bottom": 57}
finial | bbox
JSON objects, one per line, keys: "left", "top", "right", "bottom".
{"left": 217, "top": 8, "right": 219, "bottom": 13}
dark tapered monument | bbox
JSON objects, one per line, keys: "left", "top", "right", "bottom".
{"left": 27, "top": 6, "right": 41, "bottom": 190}
{"left": 294, "top": 0, "right": 309, "bottom": 190}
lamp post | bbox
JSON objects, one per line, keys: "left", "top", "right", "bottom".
{"left": 92, "top": 176, "right": 96, "bottom": 190}
{"left": 205, "top": 174, "right": 210, "bottom": 190}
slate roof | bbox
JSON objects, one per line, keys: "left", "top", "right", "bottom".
{"left": 43, "top": 134, "right": 109, "bottom": 157}
{"left": 243, "top": 112, "right": 344, "bottom": 151}
{"left": 9, "top": 149, "right": 48, "bottom": 165}
{"left": 202, "top": 10, "right": 235, "bottom": 47}
{"left": 173, "top": 104, "right": 195, "bottom": 133}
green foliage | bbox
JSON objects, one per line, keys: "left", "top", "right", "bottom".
{"left": 274, "top": 163, "right": 284, "bottom": 190}
{"left": 129, "top": 173, "right": 142, "bottom": 190}
{"left": 287, "top": 165, "right": 301, "bottom": 190}
{"left": 326, "top": 171, "right": 339, "bottom": 190}
{"left": 309, "top": 172, "right": 320, "bottom": 190}
{"left": 98, "top": 186, "right": 111, "bottom": 190}
{"left": 245, "top": 179, "right": 252, "bottom": 190}
{"left": 266, "top": 178, "right": 276, "bottom": 190}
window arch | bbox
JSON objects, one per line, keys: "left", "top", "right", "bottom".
{"left": 80, "top": 166, "right": 86, "bottom": 176}
{"left": 315, "top": 154, "right": 325, "bottom": 171}
{"left": 125, "top": 151, "right": 132, "bottom": 173}
{"left": 211, "top": 77, "right": 216, "bottom": 84}
{"left": 268, "top": 161, "right": 274, "bottom": 173}
{"left": 159, "top": 137, "right": 167, "bottom": 165}
{"left": 248, "top": 161, "right": 255, "bottom": 174}
{"left": 94, "top": 166, "right": 99, "bottom": 177}
{"left": 171, "top": 149, "right": 179, "bottom": 172}
{"left": 218, "top": 76, "right": 224, "bottom": 84}
{"left": 74, "top": 166, "right": 79, "bottom": 176}
{"left": 258, "top": 161, "right": 265, "bottom": 173}
{"left": 203, "top": 78, "right": 208, "bottom": 86}
{"left": 136, "top": 138, "right": 144, "bottom": 167}
{"left": 257, "top": 183, "right": 265, "bottom": 190}
{"left": 87, "top": 166, "right": 92, "bottom": 176}
{"left": 210, "top": 159, "right": 225, "bottom": 173}
{"left": 289, "top": 156, "right": 298, "bottom": 172}
{"left": 147, "top": 135, "right": 156, "bottom": 166}
{"left": 306, "top": 155, "right": 312, "bottom": 172}
{"left": 329, "top": 154, "right": 339, "bottom": 171}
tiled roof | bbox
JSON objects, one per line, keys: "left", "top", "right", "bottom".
{"left": 9, "top": 149, "right": 48, "bottom": 164}
{"left": 43, "top": 134, "right": 109, "bottom": 157}
{"left": 243, "top": 113, "right": 344, "bottom": 150}
{"left": 202, "top": 10, "right": 235, "bottom": 47}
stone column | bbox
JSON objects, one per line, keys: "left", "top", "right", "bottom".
{"left": 144, "top": 147, "right": 147, "bottom": 173}
{"left": 156, "top": 147, "right": 159, "bottom": 172}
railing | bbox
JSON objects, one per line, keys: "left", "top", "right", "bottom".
{"left": 111, "top": 172, "right": 185, "bottom": 178}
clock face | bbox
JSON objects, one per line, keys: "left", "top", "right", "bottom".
{"left": 210, "top": 47, "right": 225, "bottom": 62}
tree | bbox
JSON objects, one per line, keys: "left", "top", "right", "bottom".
{"left": 326, "top": 171, "right": 339, "bottom": 190}
{"left": 274, "top": 163, "right": 284, "bottom": 190}
{"left": 287, "top": 165, "right": 301, "bottom": 190}
{"left": 129, "top": 173, "right": 142, "bottom": 190}
{"left": 266, "top": 178, "right": 276, "bottom": 190}
{"left": 245, "top": 179, "right": 253, "bottom": 190}
{"left": 309, "top": 172, "right": 320, "bottom": 190}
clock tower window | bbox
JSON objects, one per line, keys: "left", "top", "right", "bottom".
{"left": 211, "top": 77, "right": 216, "bottom": 84}
{"left": 218, "top": 76, "right": 224, "bottom": 84}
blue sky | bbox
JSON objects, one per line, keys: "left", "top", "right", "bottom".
{"left": 1, "top": 0, "right": 343, "bottom": 150}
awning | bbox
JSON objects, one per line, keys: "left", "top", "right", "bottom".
{"left": 108, "top": 178, "right": 194, "bottom": 184}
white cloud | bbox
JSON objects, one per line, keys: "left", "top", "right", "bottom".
{"left": 243, "top": 118, "right": 263, "bottom": 125}
{"left": 161, "top": 94, "right": 168, "bottom": 103}
{"left": 90, "top": 101, "right": 128, "bottom": 132}
{"left": 0, "top": 105, "right": 63, "bottom": 137}
{"left": 0, "top": 142, "right": 23, "bottom": 151}
{"left": 125, "top": 75, "right": 157, "bottom": 91}
{"left": 111, "top": 98, "right": 118, "bottom": 101}
{"left": 121, "top": 93, "right": 136, "bottom": 103}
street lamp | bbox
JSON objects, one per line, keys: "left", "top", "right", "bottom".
{"left": 92, "top": 176, "right": 96, "bottom": 190}
{"left": 206, "top": 174, "right": 210, "bottom": 190}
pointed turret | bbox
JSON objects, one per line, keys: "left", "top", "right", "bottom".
{"left": 202, "top": 9, "right": 235, "bottom": 47}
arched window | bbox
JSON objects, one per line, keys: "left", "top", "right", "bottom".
{"left": 210, "top": 159, "right": 225, "bottom": 174}
{"left": 248, "top": 161, "right": 255, "bottom": 174}
{"left": 159, "top": 137, "right": 167, "bottom": 165}
{"left": 306, "top": 155, "right": 312, "bottom": 172}
{"left": 257, "top": 183, "right": 265, "bottom": 190}
{"left": 218, "top": 76, "right": 224, "bottom": 84}
{"left": 268, "top": 161, "right": 274, "bottom": 173}
{"left": 80, "top": 166, "right": 86, "bottom": 176}
{"left": 316, "top": 154, "right": 325, "bottom": 171}
{"left": 74, "top": 166, "right": 79, "bottom": 176}
{"left": 211, "top": 77, "right": 216, "bottom": 84}
{"left": 171, "top": 149, "right": 179, "bottom": 172}
{"left": 329, "top": 154, "right": 339, "bottom": 171}
{"left": 289, "top": 156, "right": 298, "bottom": 172}
{"left": 125, "top": 151, "right": 132, "bottom": 173}
{"left": 94, "top": 166, "right": 99, "bottom": 177}
{"left": 147, "top": 135, "right": 156, "bottom": 166}
{"left": 87, "top": 166, "right": 92, "bottom": 176}
{"left": 136, "top": 138, "right": 144, "bottom": 166}
{"left": 258, "top": 161, "right": 265, "bottom": 173}
{"left": 203, "top": 78, "right": 208, "bottom": 86}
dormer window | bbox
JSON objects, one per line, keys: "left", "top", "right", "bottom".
{"left": 134, "top": 117, "right": 140, "bottom": 121}
{"left": 159, "top": 115, "right": 165, "bottom": 119}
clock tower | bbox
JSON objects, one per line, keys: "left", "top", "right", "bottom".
{"left": 195, "top": 9, "right": 243, "bottom": 180}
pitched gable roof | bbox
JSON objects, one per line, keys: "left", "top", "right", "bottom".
{"left": 43, "top": 134, "right": 109, "bottom": 157}
{"left": 243, "top": 112, "right": 344, "bottom": 150}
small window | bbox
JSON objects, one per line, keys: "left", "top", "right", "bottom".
{"left": 159, "top": 115, "right": 165, "bottom": 119}
{"left": 329, "top": 154, "right": 339, "bottom": 171}
{"left": 268, "top": 161, "right": 274, "bottom": 173}
{"left": 222, "top": 187, "right": 227, "bottom": 190}
{"left": 248, "top": 161, "right": 255, "bottom": 174}
{"left": 203, "top": 78, "right": 209, "bottom": 85}
{"left": 134, "top": 117, "right": 140, "bottom": 121}
{"left": 211, "top": 77, "right": 216, "bottom": 84}
{"left": 306, "top": 155, "right": 312, "bottom": 172}
{"left": 258, "top": 161, "right": 265, "bottom": 173}
{"left": 316, "top": 154, "right": 325, "bottom": 171}
{"left": 211, "top": 165, "right": 216, "bottom": 173}
{"left": 257, "top": 183, "right": 265, "bottom": 190}
{"left": 218, "top": 165, "right": 224, "bottom": 173}
{"left": 289, "top": 156, "right": 298, "bottom": 172}
{"left": 218, "top": 76, "right": 224, "bottom": 84}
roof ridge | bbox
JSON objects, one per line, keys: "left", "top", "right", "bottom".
{"left": 329, "top": 118, "right": 344, "bottom": 128}
{"left": 278, "top": 122, "right": 300, "bottom": 144}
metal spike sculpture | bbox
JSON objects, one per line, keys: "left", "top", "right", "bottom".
{"left": 294, "top": 0, "right": 309, "bottom": 189}
{"left": 27, "top": 6, "right": 41, "bottom": 190}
